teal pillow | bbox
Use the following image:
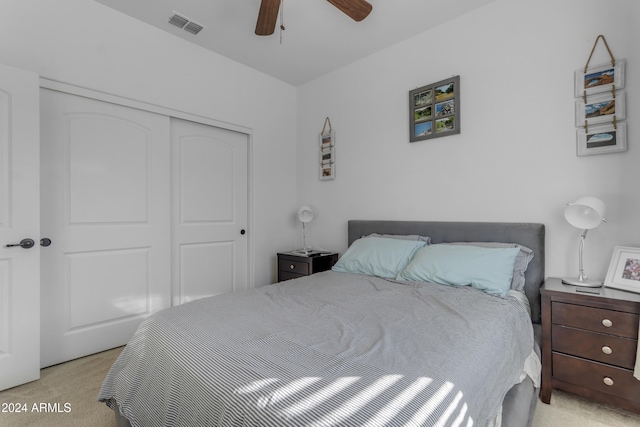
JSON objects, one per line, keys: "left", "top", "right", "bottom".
{"left": 332, "top": 237, "right": 426, "bottom": 279}
{"left": 396, "top": 244, "right": 520, "bottom": 297}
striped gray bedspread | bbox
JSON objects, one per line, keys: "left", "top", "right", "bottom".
{"left": 99, "top": 271, "right": 533, "bottom": 427}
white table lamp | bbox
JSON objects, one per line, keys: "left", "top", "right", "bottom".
{"left": 297, "top": 205, "right": 314, "bottom": 254}
{"left": 562, "top": 197, "right": 607, "bottom": 287}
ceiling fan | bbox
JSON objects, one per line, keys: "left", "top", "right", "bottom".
{"left": 255, "top": 0, "right": 373, "bottom": 36}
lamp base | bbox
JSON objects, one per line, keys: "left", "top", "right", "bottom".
{"left": 561, "top": 277, "right": 603, "bottom": 287}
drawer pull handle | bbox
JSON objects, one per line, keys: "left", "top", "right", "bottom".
{"left": 290, "top": 264, "right": 295, "bottom": 269}
{"left": 602, "top": 319, "right": 613, "bottom": 328}
{"left": 602, "top": 346, "right": 613, "bottom": 355}
{"left": 603, "top": 377, "right": 614, "bottom": 386}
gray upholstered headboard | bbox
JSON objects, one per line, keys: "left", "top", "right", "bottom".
{"left": 347, "top": 220, "right": 546, "bottom": 324}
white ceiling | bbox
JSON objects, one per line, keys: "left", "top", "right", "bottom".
{"left": 94, "top": 0, "right": 495, "bottom": 86}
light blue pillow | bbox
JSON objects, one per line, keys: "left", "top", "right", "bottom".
{"left": 396, "top": 244, "right": 520, "bottom": 297}
{"left": 332, "top": 237, "right": 426, "bottom": 279}
{"left": 446, "top": 242, "right": 533, "bottom": 292}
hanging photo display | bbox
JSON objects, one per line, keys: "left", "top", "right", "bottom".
{"left": 574, "top": 35, "right": 627, "bottom": 156}
{"left": 320, "top": 117, "right": 335, "bottom": 180}
{"left": 409, "top": 75, "right": 460, "bottom": 142}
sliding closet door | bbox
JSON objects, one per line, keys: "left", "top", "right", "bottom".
{"left": 40, "top": 89, "right": 171, "bottom": 368}
{"left": 0, "top": 64, "right": 40, "bottom": 391}
{"left": 171, "top": 118, "right": 248, "bottom": 304}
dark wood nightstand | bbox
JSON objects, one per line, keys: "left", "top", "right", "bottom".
{"left": 540, "top": 277, "right": 640, "bottom": 413}
{"left": 277, "top": 251, "right": 339, "bottom": 282}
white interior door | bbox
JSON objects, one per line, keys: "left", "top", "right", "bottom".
{"left": 171, "top": 118, "right": 248, "bottom": 305}
{"left": 0, "top": 64, "right": 40, "bottom": 390}
{"left": 40, "top": 89, "right": 171, "bottom": 368}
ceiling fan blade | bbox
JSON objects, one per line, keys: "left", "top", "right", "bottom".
{"left": 255, "top": 0, "right": 280, "bottom": 36}
{"left": 326, "top": 0, "right": 372, "bottom": 22}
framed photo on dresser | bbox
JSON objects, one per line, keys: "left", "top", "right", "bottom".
{"left": 604, "top": 246, "right": 640, "bottom": 294}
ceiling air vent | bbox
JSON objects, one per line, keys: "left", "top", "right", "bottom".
{"left": 168, "top": 12, "right": 204, "bottom": 35}
{"left": 183, "top": 21, "right": 204, "bottom": 35}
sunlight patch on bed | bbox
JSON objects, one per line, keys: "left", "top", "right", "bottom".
{"left": 279, "top": 376, "right": 361, "bottom": 417}
{"left": 437, "top": 390, "right": 468, "bottom": 427}
{"left": 361, "top": 376, "right": 433, "bottom": 426}
{"left": 298, "top": 374, "right": 404, "bottom": 426}
{"left": 256, "top": 376, "right": 321, "bottom": 407}
{"left": 235, "top": 378, "right": 279, "bottom": 394}
{"left": 406, "top": 381, "right": 459, "bottom": 426}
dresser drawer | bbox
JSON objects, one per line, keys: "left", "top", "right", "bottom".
{"left": 552, "top": 302, "right": 639, "bottom": 339}
{"left": 553, "top": 353, "right": 640, "bottom": 403}
{"left": 552, "top": 324, "right": 637, "bottom": 369}
{"left": 278, "top": 258, "right": 309, "bottom": 276}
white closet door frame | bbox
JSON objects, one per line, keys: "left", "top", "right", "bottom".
{"left": 39, "top": 79, "right": 255, "bottom": 290}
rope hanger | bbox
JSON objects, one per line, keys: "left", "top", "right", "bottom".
{"left": 584, "top": 35, "right": 615, "bottom": 73}
{"left": 321, "top": 117, "right": 332, "bottom": 136}
{"left": 582, "top": 35, "right": 617, "bottom": 132}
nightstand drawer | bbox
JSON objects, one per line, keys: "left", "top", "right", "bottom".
{"left": 278, "top": 270, "right": 304, "bottom": 281}
{"left": 553, "top": 353, "right": 640, "bottom": 403}
{"left": 276, "top": 252, "right": 338, "bottom": 283}
{"left": 552, "top": 302, "right": 640, "bottom": 339}
{"left": 278, "top": 259, "right": 309, "bottom": 276}
{"left": 552, "top": 324, "right": 637, "bottom": 369}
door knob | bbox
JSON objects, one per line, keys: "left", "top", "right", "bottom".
{"left": 5, "top": 238, "right": 35, "bottom": 249}
{"left": 240, "top": 229, "right": 246, "bottom": 235}
{"left": 40, "top": 238, "right": 52, "bottom": 247}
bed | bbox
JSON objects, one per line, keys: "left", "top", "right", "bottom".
{"left": 99, "top": 220, "right": 545, "bottom": 427}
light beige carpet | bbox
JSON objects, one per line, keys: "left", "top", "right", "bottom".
{"left": 1, "top": 347, "right": 640, "bottom": 427}
{"left": 531, "top": 389, "right": 640, "bottom": 427}
{"left": 0, "top": 347, "right": 123, "bottom": 427}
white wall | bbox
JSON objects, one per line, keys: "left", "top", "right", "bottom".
{"left": 297, "top": 0, "right": 640, "bottom": 281}
{"left": 2, "top": 0, "right": 637, "bottom": 284}
{"left": 0, "top": 0, "right": 299, "bottom": 286}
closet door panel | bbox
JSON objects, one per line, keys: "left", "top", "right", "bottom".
{"left": 66, "top": 248, "right": 149, "bottom": 328}
{"left": 179, "top": 242, "right": 234, "bottom": 303}
{"left": 40, "top": 89, "right": 171, "bottom": 368}
{"left": 180, "top": 137, "right": 234, "bottom": 222}
{"left": 68, "top": 115, "right": 149, "bottom": 224}
{"left": 171, "top": 118, "right": 248, "bottom": 305}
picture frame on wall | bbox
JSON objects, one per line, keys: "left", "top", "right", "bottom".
{"left": 604, "top": 246, "right": 640, "bottom": 294}
{"left": 575, "top": 91, "right": 625, "bottom": 127}
{"left": 576, "top": 122, "right": 626, "bottom": 156}
{"left": 574, "top": 59, "right": 625, "bottom": 98}
{"left": 409, "top": 75, "right": 460, "bottom": 142}
{"left": 319, "top": 131, "right": 335, "bottom": 180}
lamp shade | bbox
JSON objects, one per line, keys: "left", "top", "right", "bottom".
{"left": 564, "top": 197, "right": 606, "bottom": 230}
{"left": 297, "top": 205, "right": 314, "bottom": 223}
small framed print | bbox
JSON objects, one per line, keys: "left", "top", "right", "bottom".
{"left": 320, "top": 163, "right": 334, "bottom": 180}
{"left": 604, "top": 246, "right": 640, "bottom": 294}
{"left": 574, "top": 59, "right": 625, "bottom": 97}
{"left": 319, "top": 131, "right": 335, "bottom": 180}
{"left": 575, "top": 91, "right": 625, "bottom": 127}
{"left": 409, "top": 75, "right": 460, "bottom": 142}
{"left": 576, "top": 122, "right": 626, "bottom": 156}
